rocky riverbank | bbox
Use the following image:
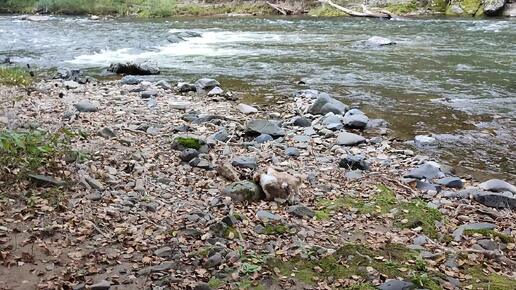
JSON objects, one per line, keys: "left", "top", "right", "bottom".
{"left": 0, "top": 64, "right": 515, "bottom": 290}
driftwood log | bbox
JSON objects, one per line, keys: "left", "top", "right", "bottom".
{"left": 318, "top": 0, "right": 392, "bottom": 19}
{"left": 266, "top": 1, "right": 291, "bottom": 15}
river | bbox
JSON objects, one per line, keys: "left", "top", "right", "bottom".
{"left": 1, "top": 15, "right": 515, "bottom": 180}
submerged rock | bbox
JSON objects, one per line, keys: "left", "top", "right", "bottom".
{"left": 308, "top": 94, "right": 348, "bottom": 115}
{"left": 478, "top": 179, "right": 516, "bottom": 194}
{"left": 336, "top": 132, "right": 366, "bottom": 146}
{"left": 108, "top": 61, "right": 160, "bottom": 75}
{"left": 366, "top": 36, "right": 395, "bottom": 46}
{"left": 245, "top": 119, "right": 285, "bottom": 137}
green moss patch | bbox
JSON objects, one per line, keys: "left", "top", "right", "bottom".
{"left": 385, "top": 1, "right": 420, "bottom": 14}
{"left": 263, "top": 224, "right": 289, "bottom": 235}
{"left": 396, "top": 199, "right": 443, "bottom": 238}
{"left": 308, "top": 5, "right": 347, "bottom": 16}
{"left": 463, "top": 228, "right": 514, "bottom": 243}
{"left": 173, "top": 136, "right": 202, "bottom": 150}
{"left": 268, "top": 243, "right": 442, "bottom": 289}
{"left": 467, "top": 266, "right": 516, "bottom": 290}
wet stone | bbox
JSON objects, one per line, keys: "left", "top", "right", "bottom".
{"left": 473, "top": 192, "right": 516, "bottom": 209}
{"left": 90, "top": 280, "right": 110, "bottom": 290}
{"left": 435, "top": 177, "right": 464, "bottom": 189}
{"left": 285, "top": 147, "right": 300, "bottom": 157}
{"left": 405, "top": 162, "right": 444, "bottom": 180}
{"left": 293, "top": 116, "right": 312, "bottom": 127}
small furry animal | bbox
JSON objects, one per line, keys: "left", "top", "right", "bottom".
{"left": 254, "top": 167, "right": 302, "bottom": 203}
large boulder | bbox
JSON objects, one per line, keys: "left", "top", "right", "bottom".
{"left": 484, "top": 0, "right": 506, "bottom": 16}
{"left": 308, "top": 94, "right": 348, "bottom": 115}
{"left": 343, "top": 109, "right": 369, "bottom": 129}
{"left": 502, "top": 3, "right": 516, "bottom": 16}
{"left": 108, "top": 61, "right": 160, "bottom": 75}
{"left": 245, "top": 119, "right": 285, "bottom": 137}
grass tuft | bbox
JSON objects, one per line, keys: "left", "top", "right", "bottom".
{"left": 0, "top": 67, "right": 32, "bottom": 87}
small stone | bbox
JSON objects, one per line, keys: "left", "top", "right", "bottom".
{"left": 86, "top": 192, "right": 102, "bottom": 201}
{"left": 177, "top": 82, "right": 197, "bottom": 93}
{"left": 28, "top": 174, "right": 65, "bottom": 186}
{"left": 154, "top": 246, "right": 173, "bottom": 257}
{"left": 207, "top": 86, "right": 224, "bottom": 96}
{"left": 343, "top": 113, "right": 369, "bottom": 129}
{"left": 336, "top": 132, "right": 366, "bottom": 146}
{"left": 121, "top": 75, "right": 143, "bottom": 85}
{"left": 179, "top": 149, "right": 199, "bottom": 162}
{"left": 416, "top": 181, "right": 441, "bottom": 193}
{"left": 74, "top": 100, "right": 98, "bottom": 112}
{"left": 345, "top": 170, "right": 362, "bottom": 180}
{"left": 63, "top": 80, "right": 79, "bottom": 89}
{"left": 205, "top": 252, "right": 222, "bottom": 268}
{"left": 72, "top": 283, "right": 85, "bottom": 290}
{"left": 293, "top": 116, "right": 312, "bottom": 127}
{"left": 287, "top": 205, "right": 315, "bottom": 218}
{"left": 477, "top": 239, "right": 499, "bottom": 251}
{"left": 84, "top": 176, "right": 104, "bottom": 191}
{"left": 285, "top": 147, "right": 300, "bottom": 157}
{"left": 256, "top": 210, "right": 282, "bottom": 222}
{"left": 217, "top": 162, "right": 240, "bottom": 182}
{"left": 98, "top": 127, "right": 116, "bottom": 139}
{"left": 141, "top": 89, "right": 158, "bottom": 99}
{"left": 155, "top": 80, "right": 171, "bottom": 89}
{"left": 255, "top": 134, "right": 273, "bottom": 144}
{"left": 237, "top": 103, "right": 258, "bottom": 114}
{"left": 246, "top": 119, "right": 285, "bottom": 137}
{"left": 90, "top": 280, "right": 110, "bottom": 290}
{"left": 405, "top": 162, "right": 444, "bottom": 180}
{"left": 415, "top": 135, "right": 437, "bottom": 147}
{"left": 339, "top": 155, "right": 368, "bottom": 170}
{"left": 413, "top": 235, "right": 427, "bottom": 246}
{"left": 435, "top": 177, "right": 464, "bottom": 189}
{"left": 134, "top": 179, "right": 145, "bottom": 192}
{"left": 209, "top": 128, "right": 230, "bottom": 143}
{"left": 473, "top": 192, "right": 516, "bottom": 209}
{"left": 232, "top": 156, "right": 258, "bottom": 169}
{"left": 377, "top": 279, "right": 414, "bottom": 290}
{"left": 195, "top": 78, "right": 220, "bottom": 90}
{"left": 308, "top": 94, "right": 348, "bottom": 115}
{"left": 222, "top": 215, "right": 238, "bottom": 226}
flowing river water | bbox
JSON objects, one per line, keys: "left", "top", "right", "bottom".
{"left": 1, "top": 15, "right": 515, "bottom": 180}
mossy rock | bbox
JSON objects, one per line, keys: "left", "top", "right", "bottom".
{"left": 172, "top": 136, "right": 204, "bottom": 150}
{"left": 466, "top": 266, "right": 516, "bottom": 289}
{"left": 385, "top": 1, "right": 420, "bottom": 14}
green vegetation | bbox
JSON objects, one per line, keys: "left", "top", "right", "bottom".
{"left": 263, "top": 223, "right": 289, "bottom": 235}
{"left": 315, "top": 185, "right": 443, "bottom": 238}
{"left": 467, "top": 266, "right": 516, "bottom": 290}
{"left": 385, "top": 1, "right": 419, "bottom": 14}
{"left": 308, "top": 4, "right": 346, "bottom": 16}
{"left": 0, "top": 67, "right": 32, "bottom": 87}
{"left": 174, "top": 136, "right": 202, "bottom": 150}
{"left": 269, "top": 243, "right": 443, "bottom": 289}
{"left": 208, "top": 277, "right": 224, "bottom": 289}
{"left": 0, "top": 0, "right": 273, "bottom": 17}
{"left": 444, "top": 0, "right": 482, "bottom": 16}
{"left": 464, "top": 228, "right": 514, "bottom": 243}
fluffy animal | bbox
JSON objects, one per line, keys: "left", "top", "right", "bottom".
{"left": 254, "top": 167, "right": 302, "bottom": 203}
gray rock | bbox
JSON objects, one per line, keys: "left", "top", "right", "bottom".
{"left": 478, "top": 179, "right": 516, "bottom": 194}
{"left": 195, "top": 78, "right": 220, "bottom": 90}
{"left": 256, "top": 210, "right": 282, "bottom": 222}
{"left": 151, "top": 261, "right": 174, "bottom": 272}
{"left": 63, "top": 80, "right": 79, "bottom": 89}
{"left": 28, "top": 174, "right": 65, "bottom": 186}
{"left": 293, "top": 116, "right": 312, "bottom": 127}
{"left": 477, "top": 239, "right": 498, "bottom": 251}
{"left": 90, "top": 280, "right": 110, "bottom": 290}
{"left": 209, "top": 128, "right": 230, "bottom": 143}
{"left": 285, "top": 147, "right": 300, "bottom": 157}
{"left": 207, "top": 86, "right": 224, "bottom": 96}
{"left": 343, "top": 114, "right": 369, "bottom": 129}
{"left": 435, "top": 177, "right": 464, "bottom": 189}
{"left": 246, "top": 119, "right": 285, "bottom": 137}
{"left": 141, "top": 89, "right": 158, "bottom": 99}
{"left": 322, "top": 113, "right": 343, "bottom": 126}
{"left": 189, "top": 158, "right": 212, "bottom": 169}
{"left": 287, "top": 205, "right": 315, "bottom": 218}
{"left": 121, "top": 75, "right": 143, "bottom": 85}
{"left": 237, "top": 103, "right": 258, "bottom": 114}
{"left": 377, "top": 279, "right": 413, "bottom": 290}
{"left": 194, "top": 283, "right": 213, "bottom": 290}
{"left": 473, "top": 192, "right": 516, "bottom": 209}
{"left": 98, "top": 127, "right": 116, "bottom": 139}
{"left": 308, "top": 94, "right": 349, "bottom": 115}
{"left": 84, "top": 176, "right": 104, "bottom": 191}
{"left": 255, "top": 134, "right": 273, "bottom": 144}
{"left": 405, "top": 162, "right": 444, "bottom": 180}
{"left": 336, "top": 132, "right": 366, "bottom": 146}
{"left": 484, "top": 0, "right": 506, "bottom": 15}
{"left": 232, "top": 156, "right": 258, "bottom": 169}
{"left": 339, "top": 155, "right": 368, "bottom": 170}
{"left": 177, "top": 82, "right": 197, "bottom": 93}
{"left": 155, "top": 80, "right": 171, "bottom": 89}
{"left": 223, "top": 181, "right": 262, "bottom": 202}
{"left": 222, "top": 215, "right": 238, "bottom": 226}
{"left": 108, "top": 61, "right": 160, "bottom": 75}
{"left": 366, "top": 118, "right": 389, "bottom": 129}
{"left": 449, "top": 4, "right": 464, "bottom": 14}
{"left": 414, "top": 135, "right": 437, "bottom": 147}
{"left": 416, "top": 181, "right": 441, "bottom": 192}
{"left": 445, "top": 255, "right": 459, "bottom": 269}
{"left": 179, "top": 149, "right": 199, "bottom": 162}
{"left": 366, "top": 36, "right": 395, "bottom": 46}
{"left": 74, "top": 100, "right": 98, "bottom": 112}
{"left": 452, "top": 222, "right": 496, "bottom": 241}
{"left": 72, "top": 283, "right": 85, "bottom": 290}
{"left": 345, "top": 170, "right": 362, "bottom": 180}
{"left": 413, "top": 235, "right": 428, "bottom": 246}
{"left": 86, "top": 192, "right": 102, "bottom": 201}
{"left": 154, "top": 246, "right": 173, "bottom": 257}
{"left": 205, "top": 252, "right": 223, "bottom": 268}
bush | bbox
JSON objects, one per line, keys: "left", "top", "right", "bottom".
{"left": 0, "top": 129, "right": 70, "bottom": 182}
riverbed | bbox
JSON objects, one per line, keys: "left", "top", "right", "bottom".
{"left": 1, "top": 15, "right": 515, "bottom": 179}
